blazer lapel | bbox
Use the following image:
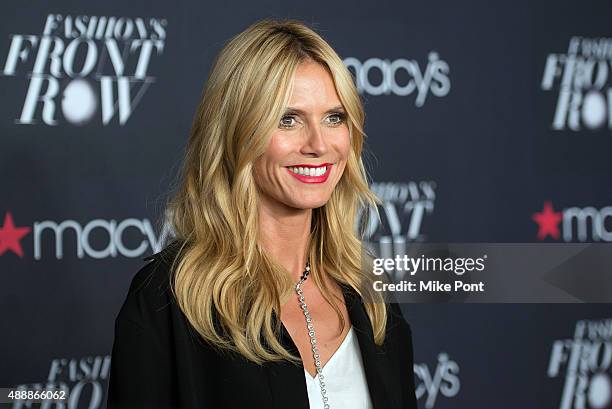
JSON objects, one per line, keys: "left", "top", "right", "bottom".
{"left": 264, "top": 316, "right": 310, "bottom": 409}
{"left": 342, "top": 284, "right": 401, "bottom": 409}
{"left": 264, "top": 285, "right": 401, "bottom": 409}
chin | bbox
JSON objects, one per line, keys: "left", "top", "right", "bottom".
{"left": 287, "top": 198, "right": 329, "bottom": 210}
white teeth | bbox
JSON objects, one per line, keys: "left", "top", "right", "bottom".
{"left": 288, "top": 166, "right": 328, "bottom": 176}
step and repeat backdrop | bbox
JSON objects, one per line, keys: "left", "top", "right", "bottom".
{"left": 1, "top": 0, "right": 611, "bottom": 408}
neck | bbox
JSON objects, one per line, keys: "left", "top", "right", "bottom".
{"left": 257, "top": 194, "right": 312, "bottom": 282}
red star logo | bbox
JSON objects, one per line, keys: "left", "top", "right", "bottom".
{"left": 0, "top": 212, "right": 31, "bottom": 257}
{"left": 532, "top": 201, "right": 563, "bottom": 240}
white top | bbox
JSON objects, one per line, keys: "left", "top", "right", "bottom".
{"left": 304, "top": 326, "right": 373, "bottom": 409}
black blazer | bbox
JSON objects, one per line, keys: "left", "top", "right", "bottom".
{"left": 106, "top": 243, "right": 417, "bottom": 409}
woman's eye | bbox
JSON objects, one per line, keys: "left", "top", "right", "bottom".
{"left": 279, "top": 115, "right": 297, "bottom": 128}
{"left": 327, "top": 113, "right": 345, "bottom": 125}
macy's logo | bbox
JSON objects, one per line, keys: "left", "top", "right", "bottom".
{"left": 0, "top": 211, "right": 170, "bottom": 259}
{"left": 532, "top": 201, "right": 612, "bottom": 242}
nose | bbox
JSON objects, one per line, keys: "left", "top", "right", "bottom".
{"left": 300, "top": 123, "right": 328, "bottom": 156}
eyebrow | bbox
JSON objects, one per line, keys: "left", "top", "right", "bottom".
{"left": 283, "top": 105, "right": 346, "bottom": 115}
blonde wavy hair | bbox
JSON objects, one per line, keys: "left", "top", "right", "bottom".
{"left": 165, "top": 18, "right": 385, "bottom": 364}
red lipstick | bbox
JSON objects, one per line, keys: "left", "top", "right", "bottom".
{"left": 285, "top": 163, "right": 333, "bottom": 184}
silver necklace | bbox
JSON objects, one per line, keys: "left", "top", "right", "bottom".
{"left": 295, "top": 259, "right": 330, "bottom": 409}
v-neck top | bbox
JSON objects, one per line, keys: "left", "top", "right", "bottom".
{"left": 303, "top": 326, "right": 373, "bottom": 409}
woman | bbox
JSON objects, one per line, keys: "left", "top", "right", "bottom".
{"left": 107, "top": 18, "right": 417, "bottom": 409}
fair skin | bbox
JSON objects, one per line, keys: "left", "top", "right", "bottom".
{"left": 253, "top": 59, "right": 352, "bottom": 378}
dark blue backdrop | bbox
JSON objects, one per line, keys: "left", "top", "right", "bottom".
{"left": 1, "top": 1, "right": 611, "bottom": 408}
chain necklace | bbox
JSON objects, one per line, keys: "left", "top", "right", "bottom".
{"left": 295, "top": 259, "right": 330, "bottom": 409}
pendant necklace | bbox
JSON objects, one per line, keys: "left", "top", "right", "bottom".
{"left": 295, "top": 259, "right": 330, "bottom": 409}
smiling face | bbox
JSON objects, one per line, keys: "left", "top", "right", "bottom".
{"left": 253, "top": 60, "right": 351, "bottom": 211}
